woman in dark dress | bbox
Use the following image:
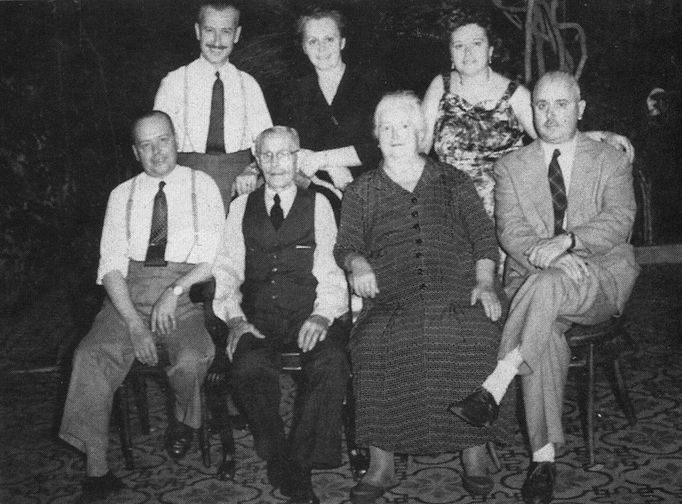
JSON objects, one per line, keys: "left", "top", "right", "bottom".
{"left": 280, "top": 8, "right": 386, "bottom": 205}
{"left": 335, "top": 91, "right": 505, "bottom": 502}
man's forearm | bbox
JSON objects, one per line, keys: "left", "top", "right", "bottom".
{"left": 171, "top": 262, "right": 213, "bottom": 293}
{"left": 102, "top": 270, "right": 143, "bottom": 326}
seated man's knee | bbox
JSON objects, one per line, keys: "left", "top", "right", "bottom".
{"left": 526, "top": 268, "right": 564, "bottom": 296}
{"left": 172, "top": 347, "right": 213, "bottom": 379}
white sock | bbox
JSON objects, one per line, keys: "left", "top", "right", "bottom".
{"left": 532, "top": 443, "right": 555, "bottom": 463}
{"left": 481, "top": 347, "right": 523, "bottom": 404}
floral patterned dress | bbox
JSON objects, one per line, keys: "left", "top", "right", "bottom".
{"left": 434, "top": 74, "right": 526, "bottom": 220}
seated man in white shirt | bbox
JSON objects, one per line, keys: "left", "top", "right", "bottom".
{"left": 213, "top": 126, "right": 349, "bottom": 504}
{"left": 59, "top": 111, "right": 225, "bottom": 503}
{"left": 154, "top": 0, "right": 272, "bottom": 210}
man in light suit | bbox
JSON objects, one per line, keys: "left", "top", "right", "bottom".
{"left": 449, "top": 71, "right": 640, "bottom": 504}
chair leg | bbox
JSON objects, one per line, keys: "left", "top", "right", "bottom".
{"left": 585, "top": 343, "right": 596, "bottom": 468}
{"left": 486, "top": 441, "right": 502, "bottom": 472}
{"left": 607, "top": 357, "right": 638, "bottom": 427}
{"left": 116, "top": 382, "right": 135, "bottom": 470}
{"left": 343, "top": 378, "right": 369, "bottom": 479}
{"left": 133, "top": 374, "right": 151, "bottom": 435}
{"left": 200, "top": 385, "right": 211, "bottom": 468}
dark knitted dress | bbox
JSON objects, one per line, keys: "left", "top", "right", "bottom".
{"left": 334, "top": 157, "right": 505, "bottom": 454}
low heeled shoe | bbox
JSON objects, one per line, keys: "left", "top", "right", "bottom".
{"left": 448, "top": 388, "right": 499, "bottom": 428}
{"left": 521, "top": 461, "right": 556, "bottom": 504}
{"left": 350, "top": 480, "right": 398, "bottom": 504}
{"left": 461, "top": 472, "right": 494, "bottom": 497}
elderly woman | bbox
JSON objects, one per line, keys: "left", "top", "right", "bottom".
{"left": 334, "top": 91, "right": 505, "bottom": 502}
{"left": 422, "top": 9, "right": 634, "bottom": 221}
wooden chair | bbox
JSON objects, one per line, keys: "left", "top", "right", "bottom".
{"left": 281, "top": 349, "right": 369, "bottom": 480}
{"left": 565, "top": 316, "right": 638, "bottom": 468}
{"left": 114, "top": 358, "right": 211, "bottom": 470}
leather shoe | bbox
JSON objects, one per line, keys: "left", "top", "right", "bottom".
{"left": 80, "top": 471, "right": 125, "bottom": 503}
{"left": 267, "top": 457, "right": 288, "bottom": 491}
{"left": 165, "top": 423, "right": 194, "bottom": 460}
{"left": 448, "top": 388, "right": 499, "bottom": 428}
{"left": 521, "top": 461, "right": 556, "bottom": 504}
{"left": 285, "top": 492, "right": 320, "bottom": 504}
{"left": 461, "top": 473, "right": 494, "bottom": 497}
{"left": 217, "top": 458, "right": 236, "bottom": 481}
{"left": 350, "top": 480, "right": 398, "bottom": 504}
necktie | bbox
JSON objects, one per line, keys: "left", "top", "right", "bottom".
{"left": 270, "top": 194, "right": 284, "bottom": 230}
{"left": 548, "top": 148, "right": 567, "bottom": 236}
{"left": 145, "top": 181, "right": 168, "bottom": 267}
{"left": 205, "top": 71, "right": 225, "bottom": 153}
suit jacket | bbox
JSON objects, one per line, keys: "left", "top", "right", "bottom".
{"left": 494, "top": 132, "right": 640, "bottom": 313}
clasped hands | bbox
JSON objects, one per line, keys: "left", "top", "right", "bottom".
{"left": 128, "top": 288, "right": 179, "bottom": 366}
{"left": 525, "top": 235, "right": 589, "bottom": 283}
{"left": 225, "top": 314, "right": 331, "bottom": 361}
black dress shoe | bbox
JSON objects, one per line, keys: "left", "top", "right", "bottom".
{"left": 521, "top": 461, "right": 556, "bottom": 504}
{"left": 448, "top": 388, "right": 499, "bottom": 428}
{"left": 165, "top": 423, "right": 194, "bottom": 460}
{"left": 267, "top": 456, "right": 289, "bottom": 492}
{"left": 285, "top": 492, "right": 320, "bottom": 504}
{"left": 80, "top": 471, "right": 125, "bottom": 503}
{"left": 217, "top": 458, "right": 236, "bottom": 480}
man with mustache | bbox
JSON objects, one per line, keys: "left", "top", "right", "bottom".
{"left": 154, "top": 0, "right": 272, "bottom": 210}
{"left": 449, "top": 71, "right": 640, "bottom": 504}
{"left": 213, "top": 126, "right": 349, "bottom": 504}
{"left": 59, "top": 111, "right": 225, "bottom": 502}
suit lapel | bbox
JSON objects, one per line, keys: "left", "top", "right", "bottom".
{"left": 566, "top": 133, "right": 599, "bottom": 229}
{"left": 516, "top": 141, "right": 554, "bottom": 236}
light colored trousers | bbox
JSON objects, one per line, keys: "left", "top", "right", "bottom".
{"left": 500, "top": 265, "right": 618, "bottom": 451}
{"left": 59, "top": 262, "right": 214, "bottom": 464}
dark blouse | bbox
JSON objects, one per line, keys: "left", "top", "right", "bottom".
{"left": 279, "top": 65, "right": 387, "bottom": 178}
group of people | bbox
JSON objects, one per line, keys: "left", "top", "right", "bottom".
{"left": 58, "top": 2, "right": 639, "bottom": 504}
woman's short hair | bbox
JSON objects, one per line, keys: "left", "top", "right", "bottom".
{"left": 296, "top": 7, "right": 346, "bottom": 42}
{"left": 441, "top": 8, "right": 493, "bottom": 40}
{"left": 373, "top": 91, "right": 429, "bottom": 153}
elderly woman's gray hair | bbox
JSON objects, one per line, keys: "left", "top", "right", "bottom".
{"left": 373, "top": 91, "right": 429, "bottom": 153}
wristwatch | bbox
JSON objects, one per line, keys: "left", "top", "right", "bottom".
{"left": 170, "top": 284, "right": 184, "bottom": 296}
{"left": 566, "top": 231, "right": 576, "bottom": 252}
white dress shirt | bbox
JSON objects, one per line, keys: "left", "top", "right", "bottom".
{"left": 212, "top": 185, "right": 348, "bottom": 323}
{"left": 154, "top": 57, "right": 273, "bottom": 154}
{"left": 97, "top": 166, "right": 225, "bottom": 284}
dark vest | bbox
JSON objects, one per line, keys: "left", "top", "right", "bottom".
{"left": 241, "top": 186, "right": 318, "bottom": 318}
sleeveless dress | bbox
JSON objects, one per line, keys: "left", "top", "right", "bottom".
{"left": 434, "top": 74, "right": 526, "bottom": 219}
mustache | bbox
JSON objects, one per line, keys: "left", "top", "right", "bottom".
{"left": 207, "top": 45, "right": 228, "bottom": 50}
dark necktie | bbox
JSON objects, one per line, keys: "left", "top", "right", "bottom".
{"left": 270, "top": 194, "right": 284, "bottom": 230}
{"left": 205, "top": 71, "right": 225, "bottom": 153}
{"left": 548, "top": 148, "right": 567, "bottom": 236}
{"left": 144, "top": 181, "right": 168, "bottom": 267}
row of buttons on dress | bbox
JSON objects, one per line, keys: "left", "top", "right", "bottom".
{"left": 411, "top": 196, "right": 427, "bottom": 291}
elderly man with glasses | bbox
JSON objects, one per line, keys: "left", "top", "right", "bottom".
{"left": 212, "top": 126, "right": 349, "bottom": 504}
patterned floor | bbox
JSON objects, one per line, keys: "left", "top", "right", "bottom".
{"left": 1, "top": 264, "right": 681, "bottom": 504}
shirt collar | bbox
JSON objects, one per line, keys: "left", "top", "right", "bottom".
{"left": 265, "top": 184, "right": 297, "bottom": 207}
{"left": 139, "top": 165, "right": 183, "bottom": 188}
{"left": 540, "top": 135, "right": 577, "bottom": 164}
{"left": 197, "top": 55, "right": 233, "bottom": 79}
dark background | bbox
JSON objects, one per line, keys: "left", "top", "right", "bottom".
{"left": 1, "top": 0, "right": 680, "bottom": 369}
